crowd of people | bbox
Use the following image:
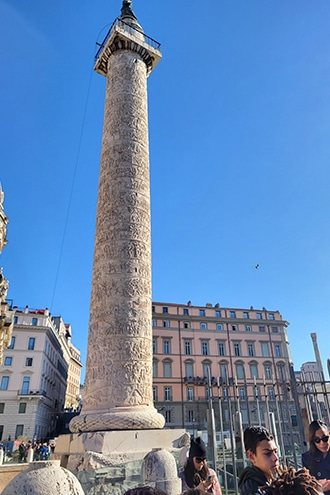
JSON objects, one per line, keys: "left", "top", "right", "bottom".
{"left": 237, "top": 420, "right": 330, "bottom": 495}
{"left": 17, "top": 440, "right": 51, "bottom": 462}
{"left": 3, "top": 418, "right": 330, "bottom": 495}
{"left": 128, "top": 419, "right": 330, "bottom": 495}
{"left": 179, "top": 422, "right": 330, "bottom": 495}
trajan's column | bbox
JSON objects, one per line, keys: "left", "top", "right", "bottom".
{"left": 0, "top": 184, "right": 14, "bottom": 364}
{"left": 70, "top": 1, "right": 164, "bottom": 432}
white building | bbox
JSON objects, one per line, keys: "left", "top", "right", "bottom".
{"left": 0, "top": 306, "right": 82, "bottom": 442}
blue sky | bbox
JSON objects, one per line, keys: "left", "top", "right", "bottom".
{"left": 1, "top": 0, "right": 330, "bottom": 382}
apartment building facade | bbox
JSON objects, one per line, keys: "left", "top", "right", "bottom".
{"left": 295, "top": 362, "right": 330, "bottom": 430}
{"left": 0, "top": 306, "right": 82, "bottom": 442}
{"left": 152, "top": 301, "right": 301, "bottom": 455}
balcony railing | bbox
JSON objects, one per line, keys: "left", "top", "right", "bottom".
{"left": 183, "top": 376, "right": 219, "bottom": 386}
{"left": 17, "top": 389, "right": 46, "bottom": 397}
{"left": 95, "top": 17, "right": 161, "bottom": 63}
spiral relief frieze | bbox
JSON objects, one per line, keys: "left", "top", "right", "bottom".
{"left": 70, "top": 38, "right": 164, "bottom": 432}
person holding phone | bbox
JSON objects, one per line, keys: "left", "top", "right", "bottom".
{"left": 181, "top": 437, "right": 222, "bottom": 495}
{"left": 302, "top": 420, "right": 330, "bottom": 495}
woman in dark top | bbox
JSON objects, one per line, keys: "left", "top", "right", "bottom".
{"left": 302, "top": 419, "right": 330, "bottom": 495}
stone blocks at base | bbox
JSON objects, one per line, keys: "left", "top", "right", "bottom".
{"left": 55, "top": 429, "right": 187, "bottom": 472}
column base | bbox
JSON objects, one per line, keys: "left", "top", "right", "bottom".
{"left": 69, "top": 405, "right": 165, "bottom": 433}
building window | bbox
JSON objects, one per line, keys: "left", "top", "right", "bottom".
{"left": 15, "top": 425, "right": 24, "bottom": 438}
{"left": 247, "top": 343, "right": 255, "bottom": 357}
{"left": 203, "top": 363, "right": 212, "bottom": 380}
{"left": 230, "top": 311, "right": 236, "bottom": 318}
{"left": 185, "top": 341, "right": 192, "bottom": 355}
{"left": 163, "top": 361, "right": 172, "bottom": 378}
{"left": 14, "top": 315, "right": 18, "bottom": 324}
{"left": 0, "top": 376, "right": 9, "bottom": 391}
{"left": 201, "top": 341, "right": 209, "bottom": 356}
{"left": 243, "top": 312, "right": 249, "bottom": 319}
{"left": 233, "top": 343, "right": 241, "bottom": 356}
{"left": 215, "top": 310, "right": 221, "bottom": 317}
{"left": 152, "top": 386, "right": 158, "bottom": 401}
{"left": 265, "top": 365, "right": 272, "bottom": 379}
{"left": 188, "top": 409, "right": 194, "bottom": 422}
{"left": 277, "top": 364, "right": 286, "bottom": 381}
{"left": 218, "top": 342, "right": 225, "bottom": 356}
{"left": 165, "top": 410, "right": 172, "bottom": 423}
{"left": 4, "top": 357, "right": 12, "bottom": 366}
{"left": 152, "top": 305, "right": 155, "bottom": 313}
{"left": 163, "top": 340, "right": 170, "bottom": 355}
{"left": 152, "top": 339, "right": 157, "bottom": 354}
{"left": 198, "top": 309, "right": 205, "bottom": 317}
{"left": 254, "top": 385, "right": 261, "bottom": 399}
{"left": 250, "top": 364, "right": 258, "bottom": 379}
{"left": 245, "top": 325, "right": 252, "bottom": 332}
{"left": 184, "top": 322, "right": 190, "bottom": 329}
{"left": 164, "top": 387, "right": 172, "bottom": 401}
{"left": 187, "top": 387, "right": 194, "bottom": 401}
{"left": 0, "top": 403, "right": 4, "bottom": 414}
{"left": 183, "top": 308, "right": 189, "bottom": 316}
{"left": 257, "top": 313, "right": 262, "bottom": 320}
{"left": 8, "top": 336, "right": 15, "bottom": 349}
{"left": 162, "top": 307, "right": 168, "bottom": 314}
{"left": 268, "top": 387, "right": 275, "bottom": 401}
{"left": 25, "top": 357, "right": 33, "bottom": 367}
{"left": 217, "top": 324, "right": 223, "bottom": 331}
{"left": 259, "top": 326, "right": 265, "bottom": 332}
{"left": 232, "top": 324, "right": 238, "bottom": 331}
{"left": 18, "top": 403, "right": 27, "bottom": 414}
{"left": 152, "top": 361, "right": 158, "bottom": 378}
{"left": 163, "top": 320, "right": 169, "bottom": 328}
{"left": 269, "top": 314, "right": 275, "bottom": 320}
{"left": 271, "top": 326, "right": 278, "bottom": 333}
{"left": 200, "top": 322, "right": 207, "bottom": 330}
{"left": 274, "top": 344, "right": 282, "bottom": 357}
{"left": 239, "top": 387, "right": 246, "bottom": 401}
{"left": 261, "top": 343, "right": 269, "bottom": 357}
{"left": 28, "top": 337, "right": 35, "bottom": 350}
{"left": 220, "top": 363, "right": 228, "bottom": 382}
{"left": 185, "top": 362, "right": 194, "bottom": 378}
{"left": 152, "top": 319, "right": 156, "bottom": 327}
{"left": 21, "top": 377, "right": 30, "bottom": 394}
{"left": 32, "top": 317, "right": 38, "bottom": 326}
{"left": 236, "top": 363, "right": 245, "bottom": 380}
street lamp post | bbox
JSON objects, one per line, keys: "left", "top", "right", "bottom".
{"left": 207, "top": 366, "right": 217, "bottom": 471}
{"left": 217, "top": 377, "right": 228, "bottom": 495}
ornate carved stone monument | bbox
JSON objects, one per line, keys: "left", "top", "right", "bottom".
{"left": 69, "top": 1, "right": 164, "bottom": 433}
{"left": 0, "top": 184, "right": 14, "bottom": 364}
{"left": 55, "top": 6, "right": 186, "bottom": 491}
{"left": 0, "top": 184, "right": 9, "bottom": 255}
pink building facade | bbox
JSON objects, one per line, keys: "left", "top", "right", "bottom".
{"left": 152, "top": 301, "right": 301, "bottom": 456}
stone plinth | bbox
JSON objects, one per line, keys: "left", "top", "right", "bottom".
{"left": 55, "top": 429, "right": 186, "bottom": 471}
{"left": 54, "top": 430, "right": 187, "bottom": 495}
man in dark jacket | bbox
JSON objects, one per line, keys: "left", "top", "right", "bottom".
{"left": 238, "top": 426, "right": 279, "bottom": 495}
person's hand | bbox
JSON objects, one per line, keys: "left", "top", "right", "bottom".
{"left": 197, "top": 479, "right": 214, "bottom": 494}
{"left": 318, "top": 479, "right": 330, "bottom": 492}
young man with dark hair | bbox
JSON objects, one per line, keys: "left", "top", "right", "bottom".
{"left": 238, "top": 426, "right": 279, "bottom": 495}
